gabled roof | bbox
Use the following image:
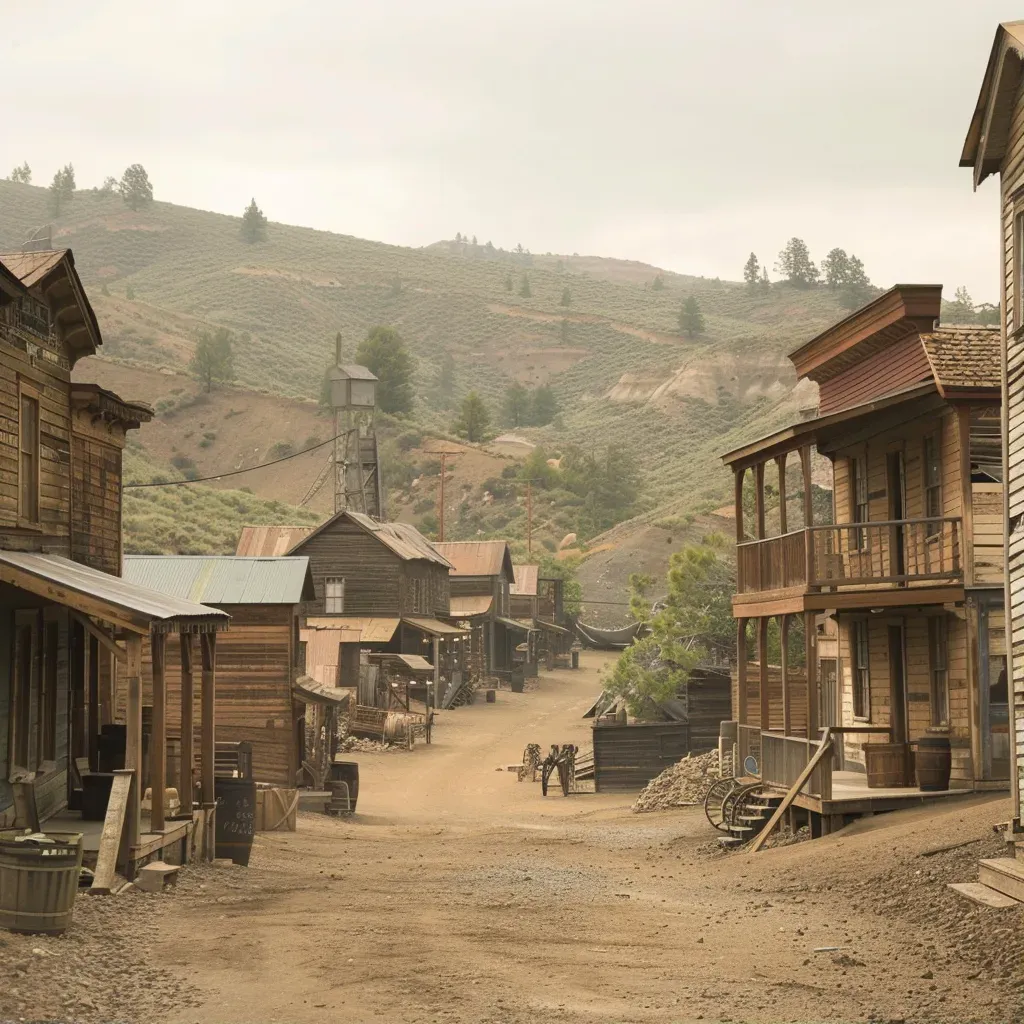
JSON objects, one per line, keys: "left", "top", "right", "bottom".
{"left": 919, "top": 326, "right": 1001, "bottom": 395}
{"left": 337, "top": 364, "right": 378, "bottom": 380}
{"left": 282, "top": 510, "right": 450, "bottom": 566}
{"left": 433, "top": 541, "right": 515, "bottom": 580}
{"left": 122, "top": 556, "right": 315, "bottom": 605}
{"left": 510, "top": 564, "right": 539, "bottom": 596}
{"left": 0, "top": 248, "right": 102, "bottom": 362}
{"left": 235, "top": 525, "right": 317, "bottom": 557}
{"left": 961, "top": 21, "right": 1024, "bottom": 186}
{"left": 0, "top": 259, "right": 26, "bottom": 300}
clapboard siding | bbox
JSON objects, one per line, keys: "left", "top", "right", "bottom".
{"left": 70, "top": 433, "right": 122, "bottom": 576}
{"left": 593, "top": 721, "right": 691, "bottom": 791}
{"left": 818, "top": 334, "right": 932, "bottom": 415}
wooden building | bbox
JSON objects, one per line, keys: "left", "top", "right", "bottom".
{"left": 720, "top": 284, "right": 1005, "bottom": 829}
{"left": 0, "top": 249, "right": 228, "bottom": 876}
{"left": 120, "top": 555, "right": 315, "bottom": 788}
{"left": 961, "top": 19, "right": 1024, "bottom": 829}
{"left": 510, "top": 563, "right": 573, "bottom": 660}
{"left": 435, "top": 540, "right": 524, "bottom": 673}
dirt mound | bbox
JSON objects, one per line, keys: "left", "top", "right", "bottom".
{"left": 632, "top": 749, "right": 720, "bottom": 812}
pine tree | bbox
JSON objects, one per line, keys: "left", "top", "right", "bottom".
{"left": 678, "top": 296, "right": 705, "bottom": 338}
{"left": 820, "top": 248, "right": 851, "bottom": 289}
{"left": 502, "top": 383, "right": 531, "bottom": 426}
{"left": 47, "top": 164, "right": 75, "bottom": 216}
{"left": 8, "top": 162, "right": 31, "bottom": 184}
{"left": 355, "top": 326, "right": 414, "bottom": 415}
{"left": 519, "top": 274, "right": 531, "bottom": 298}
{"left": 240, "top": 198, "right": 268, "bottom": 243}
{"left": 743, "top": 253, "right": 760, "bottom": 288}
{"left": 119, "top": 164, "right": 153, "bottom": 210}
{"left": 946, "top": 286, "right": 975, "bottom": 324}
{"left": 775, "top": 237, "right": 818, "bottom": 288}
{"left": 453, "top": 391, "right": 491, "bottom": 443}
{"left": 190, "top": 328, "right": 235, "bottom": 392}
{"left": 760, "top": 266, "right": 770, "bottom": 290}
{"left": 652, "top": 274, "right": 665, "bottom": 291}
{"left": 531, "top": 385, "right": 559, "bottom": 426}
{"left": 560, "top": 286, "right": 571, "bottom": 307}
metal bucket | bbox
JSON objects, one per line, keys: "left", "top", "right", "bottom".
{"left": 0, "top": 830, "right": 83, "bottom": 935}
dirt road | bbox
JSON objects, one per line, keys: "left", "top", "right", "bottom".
{"left": 3, "top": 653, "right": 1023, "bottom": 1024}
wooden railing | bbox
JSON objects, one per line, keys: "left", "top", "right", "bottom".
{"left": 736, "top": 517, "right": 962, "bottom": 596}
{"left": 760, "top": 731, "right": 832, "bottom": 801}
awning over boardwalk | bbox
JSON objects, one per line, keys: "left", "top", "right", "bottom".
{"left": 497, "top": 617, "right": 532, "bottom": 633}
{"left": 304, "top": 616, "right": 399, "bottom": 643}
{"left": 449, "top": 595, "right": 493, "bottom": 618}
{"left": 403, "top": 617, "right": 469, "bottom": 637}
{"left": 0, "top": 552, "right": 229, "bottom": 634}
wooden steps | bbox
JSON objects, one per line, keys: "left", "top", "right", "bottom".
{"left": 947, "top": 882, "right": 1019, "bottom": 908}
{"left": 978, "top": 858, "right": 1024, "bottom": 902}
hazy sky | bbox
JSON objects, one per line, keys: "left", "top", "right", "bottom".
{"left": 2, "top": 2, "right": 1019, "bottom": 301}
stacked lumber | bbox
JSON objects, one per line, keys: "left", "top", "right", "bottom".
{"left": 632, "top": 750, "right": 721, "bottom": 813}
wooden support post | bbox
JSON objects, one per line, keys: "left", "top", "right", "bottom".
{"left": 200, "top": 632, "right": 217, "bottom": 807}
{"left": 87, "top": 634, "right": 99, "bottom": 772}
{"left": 758, "top": 617, "right": 770, "bottom": 731}
{"left": 776, "top": 455, "right": 788, "bottom": 534}
{"left": 781, "top": 614, "right": 791, "bottom": 736}
{"left": 432, "top": 637, "right": 441, "bottom": 708}
{"left": 754, "top": 461, "right": 766, "bottom": 540}
{"left": 151, "top": 630, "right": 167, "bottom": 833}
{"left": 805, "top": 610, "right": 819, "bottom": 741}
{"left": 801, "top": 445, "right": 814, "bottom": 584}
{"left": 180, "top": 633, "right": 194, "bottom": 812}
{"left": 736, "top": 619, "right": 748, "bottom": 725}
{"left": 735, "top": 468, "right": 746, "bottom": 592}
{"left": 124, "top": 634, "right": 143, "bottom": 850}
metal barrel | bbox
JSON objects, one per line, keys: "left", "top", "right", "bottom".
{"left": 0, "top": 831, "right": 83, "bottom": 935}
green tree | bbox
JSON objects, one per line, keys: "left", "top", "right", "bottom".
{"left": 125, "top": 283, "right": 136, "bottom": 300}
{"left": 536, "top": 553, "right": 583, "bottom": 615}
{"left": 775, "top": 237, "right": 818, "bottom": 288}
{"left": 8, "top": 162, "right": 31, "bottom": 184}
{"left": 518, "top": 446, "right": 560, "bottom": 489}
{"left": 502, "top": 382, "right": 531, "bottom": 426}
{"left": 519, "top": 273, "right": 531, "bottom": 298}
{"left": 945, "top": 286, "right": 975, "bottom": 324}
{"left": 760, "top": 266, "right": 770, "bottom": 290}
{"left": 560, "top": 286, "right": 572, "bottom": 307}
{"left": 120, "top": 163, "right": 153, "bottom": 210}
{"left": 355, "top": 326, "right": 414, "bottom": 415}
{"left": 190, "top": 327, "right": 235, "bottom": 392}
{"left": 652, "top": 274, "right": 665, "bottom": 291}
{"left": 838, "top": 254, "right": 875, "bottom": 310}
{"left": 743, "top": 252, "right": 760, "bottom": 287}
{"left": 48, "top": 164, "right": 75, "bottom": 216}
{"left": 531, "top": 385, "right": 558, "bottom": 426}
{"left": 820, "top": 247, "right": 851, "bottom": 289}
{"left": 240, "top": 198, "right": 267, "bottom": 243}
{"left": 98, "top": 175, "right": 118, "bottom": 196}
{"left": 678, "top": 296, "right": 705, "bottom": 337}
{"left": 453, "top": 391, "right": 491, "bottom": 443}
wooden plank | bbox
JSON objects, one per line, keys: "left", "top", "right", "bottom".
{"left": 200, "top": 632, "right": 216, "bottom": 807}
{"left": 70, "top": 611, "right": 125, "bottom": 663}
{"left": 151, "top": 631, "right": 166, "bottom": 832}
{"left": 755, "top": 462, "right": 766, "bottom": 540}
{"left": 92, "top": 769, "right": 132, "bottom": 895}
{"left": 758, "top": 617, "right": 770, "bottom": 730}
{"left": 124, "top": 635, "right": 142, "bottom": 850}
{"left": 180, "top": 633, "right": 194, "bottom": 812}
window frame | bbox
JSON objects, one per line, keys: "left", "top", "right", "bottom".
{"left": 928, "top": 616, "right": 950, "bottom": 728}
{"left": 923, "top": 434, "right": 942, "bottom": 538}
{"left": 850, "top": 454, "right": 869, "bottom": 551}
{"left": 851, "top": 619, "right": 870, "bottom": 721}
{"left": 324, "top": 576, "right": 345, "bottom": 615}
{"left": 18, "top": 380, "right": 41, "bottom": 528}
{"left": 1014, "top": 208, "right": 1024, "bottom": 334}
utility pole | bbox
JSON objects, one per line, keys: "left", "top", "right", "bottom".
{"left": 424, "top": 450, "right": 462, "bottom": 542}
{"left": 526, "top": 479, "right": 532, "bottom": 558}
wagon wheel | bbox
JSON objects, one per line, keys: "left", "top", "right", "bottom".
{"left": 704, "top": 777, "right": 738, "bottom": 832}
{"left": 725, "top": 782, "right": 765, "bottom": 827}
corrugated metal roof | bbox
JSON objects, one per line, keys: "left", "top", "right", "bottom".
{"left": 123, "top": 556, "right": 314, "bottom": 605}
{"left": 449, "top": 595, "right": 493, "bottom": 617}
{"left": 510, "top": 564, "right": 539, "bottom": 596}
{"left": 0, "top": 249, "right": 67, "bottom": 288}
{"left": 338, "top": 364, "right": 378, "bottom": 380}
{"left": 403, "top": 617, "right": 470, "bottom": 637}
{"left": 235, "top": 525, "right": 316, "bottom": 557}
{"left": 294, "top": 675, "right": 350, "bottom": 706}
{"left": 0, "top": 552, "right": 228, "bottom": 632}
{"left": 304, "top": 616, "right": 400, "bottom": 643}
{"left": 369, "top": 653, "right": 433, "bottom": 672}
{"left": 433, "top": 541, "right": 514, "bottom": 579}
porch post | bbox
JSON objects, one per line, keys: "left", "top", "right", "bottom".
{"left": 754, "top": 461, "right": 766, "bottom": 539}
{"left": 758, "top": 616, "right": 770, "bottom": 731}
{"left": 180, "top": 633, "right": 195, "bottom": 812}
{"left": 805, "top": 609, "right": 819, "bottom": 741}
{"left": 87, "top": 634, "right": 99, "bottom": 771}
{"left": 200, "top": 632, "right": 217, "bottom": 807}
{"left": 124, "top": 633, "right": 143, "bottom": 850}
{"left": 776, "top": 455, "right": 787, "bottom": 534}
{"left": 781, "top": 614, "right": 791, "bottom": 735}
{"left": 432, "top": 636, "right": 441, "bottom": 708}
{"left": 151, "top": 630, "right": 167, "bottom": 832}
{"left": 801, "top": 445, "right": 814, "bottom": 585}
{"left": 736, "top": 619, "right": 748, "bottom": 724}
{"left": 734, "top": 468, "right": 745, "bottom": 592}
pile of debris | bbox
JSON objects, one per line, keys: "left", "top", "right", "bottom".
{"left": 337, "top": 736, "right": 410, "bottom": 754}
{"left": 632, "top": 750, "right": 721, "bottom": 813}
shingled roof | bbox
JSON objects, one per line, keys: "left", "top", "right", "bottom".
{"left": 920, "top": 325, "right": 1001, "bottom": 394}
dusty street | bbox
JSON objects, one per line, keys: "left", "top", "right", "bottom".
{"left": 3, "top": 653, "right": 1024, "bottom": 1024}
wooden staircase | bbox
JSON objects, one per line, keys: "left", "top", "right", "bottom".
{"left": 719, "top": 788, "right": 782, "bottom": 849}
{"left": 949, "top": 849, "right": 1024, "bottom": 908}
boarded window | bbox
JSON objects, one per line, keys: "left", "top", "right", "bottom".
{"left": 852, "top": 620, "right": 870, "bottom": 720}
{"left": 324, "top": 577, "right": 345, "bottom": 614}
{"left": 850, "top": 456, "right": 868, "bottom": 550}
{"left": 19, "top": 392, "right": 39, "bottom": 523}
{"left": 928, "top": 617, "right": 949, "bottom": 727}
{"left": 924, "top": 435, "right": 941, "bottom": 535}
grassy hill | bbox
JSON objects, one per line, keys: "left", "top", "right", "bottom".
{"left": 0, "top": 179, "right": 852, "bottom": 562}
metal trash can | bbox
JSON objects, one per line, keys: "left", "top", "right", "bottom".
{"left": 571, "top": 649, "right": 580, "bottom": 669}
{"left": 330, "top": 761, "right": 360, "bottom": 812}
{"left": 0, "top": 830, "right": 83, "bottom": 935}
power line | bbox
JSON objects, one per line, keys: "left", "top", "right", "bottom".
{"left": 124, "top": 431, "right": 344, "bottom": 489}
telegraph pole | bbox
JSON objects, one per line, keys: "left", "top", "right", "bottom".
{"left": 526, "top": 479, "right": 532, "bottom": 558}
{"left": 424, "top": 450, "right": 462, "bottom": 542}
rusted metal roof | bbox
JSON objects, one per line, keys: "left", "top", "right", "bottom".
{"left": 448, "top": 595, "right": 493, "bottom": 618}
{"left": 235, "top": 525, "right": 317, "bottom": 557}
{"left": 920, "top": 326, "right": 1001, "bottom": 393}
{"left": 123, "top": 556, "right": 314, "bottom": 605}
{"left": 293, "top": 675, "right": 350, "bottom": 706}
{"left": 403, "top": 617, "right": 470, "bottom": 637}
{"left": 433, "top": 541, "right": 514, "bottom": 579}
{"left": 304, "top": 616, "right": 399, "bottom": 643}
{"left": 510, "top": 564, "right": 539, "bottom": 597}
{"left": 0, "top": 552, "right": 228, "bottom": 633}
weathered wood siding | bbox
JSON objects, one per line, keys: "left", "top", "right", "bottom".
{"left": 818, "top": 333, "right": 932, "bottom": 415}
{"left": 974, "top": 483, "right": 1005, "bottom": 584}
{"left": 593, "top": 721, "right": 691, "bottom": 791}
{"left": 732, "top": 661, "right": 809, "bottom": 736}
{"left": 70, "top": 429, "right": 122, "bottom": 576}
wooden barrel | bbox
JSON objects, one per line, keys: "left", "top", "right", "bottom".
{"left": 214, "top": 778, "right": 257, "bottom": 866}
{"left": 863, "top": 743, "right": 909, "bottom": 788}
{"left": 0, "top": 831, "right": 83, "bottom": 935}
{"left": 330, "top": 762, "right": 360, "bottom": 811}
{"left": 914, "top": 736, "right": 952, "bottom": 791}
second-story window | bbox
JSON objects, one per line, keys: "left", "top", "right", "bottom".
{"left": 852, "top": 619, "right": 870, "bottom": 720}
{"left": 19, "top": 387, "right": 40, "bottom": 525}
{"left": 19, "top": 297, "right": 50, "bottom": 338}
{"left": 923, "top": 435, "right": 941, "bottom": 537}
{"left": 850, "top": 455, "right": 868, "bottom": 550}
{"left": 928, "top": 616, "right": 949, "bottom": 727}
{"left": 324, "top": 577, "right": 345, "bottom": 614}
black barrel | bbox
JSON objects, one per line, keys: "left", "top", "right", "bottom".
{"left": 914, "top": 736, "right": 952, "bottom": 792}
{"left": 214, "top": 777, "right": 257, "bottom": 866}
{"left": 330, "top": 761, "right": 360, "bottom": 811}
{"left": 82, "top": 773, "right": 115, "bottom": 821}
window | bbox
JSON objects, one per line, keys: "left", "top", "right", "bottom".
{"left": 923, "top": 435, "right": 941, "bottom": 537}
{"left": 928, "top": 617, "right": 949, "bottom": 727}
{"left": 852, "top": 620, "right": 870, "bottom": 720}
{"left": 324, "top": 577, "right": 345, "bottom": 614}
{"left": 19, "top": 388, "right": 39, "bottom": 524}
{"left": 850, "top": 456, "right": 868, "bottom": 550}
{"left": 19, "top": 297, "right": 50, "bottom": 338}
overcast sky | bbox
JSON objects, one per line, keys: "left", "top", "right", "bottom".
{"left": 2, "top": 2, "right": 1018, "bottom": 301}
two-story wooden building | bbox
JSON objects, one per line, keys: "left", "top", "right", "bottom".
{"left": 721, "top": 284, "right": 1005, "bottom": 833}
{"left": 510, "top": 564, "right": 573, "bottom": 661}
{"left": 0, "top": 249, "right": 229, "bottom": 877}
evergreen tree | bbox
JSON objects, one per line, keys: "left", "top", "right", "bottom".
{"left": 471, "top": 235, "right": 478, "bottom": 245}
{"left": 455, "top": 232, "right": 462, "bottom": 243}
{"left": 838, "top": 254, "right": 875, "bottom": 310}
{"left": 652, "top": 274, "right": 665, "bottom": 291}
{"left": 240, "top": 198, "right": 268, "bottom": 243}
{"left": 678, "top": 296, "right": 705, "bottom": 337}
{"left": 8, "top": 162, "right": 31, "bottom": 184}
{"left": 560, "top": 286, "right": 571, "bottom": 307}
{"left": 743, "top": 253, "right": 760, "bottom": 288}
{"left": 453, "top": 391, "right": 491, "bottom": 443}
{"left": 355, "top": 325, "right": 414, "bottom": 415}
{"left": 47, "top": 164, "right": 75, "bottom": 216}
{"left": 775, "top": 237, "right": 818, "bottom": 288}
{"left": 98, "top": 175, "right": 118, "bottom": 196}
{"left": 190, "top": 327, "right": 235, "bottom": 392}
{"left": 119, "top": 164, "right": 153, "bottom": 210}
{"left": 502, "top": 382, "right": 531, "bottom": 427}
{"left": 760, "top": 266, "right": 770, "bottom": 290}
{"left": 319, "top": 361, "right": 335, "bottom": 410}
{"left": 531, "top": 385, "right": 559, "bottom": 426}
{"left": 820, "top": 248, "right": 851, "bottom": 289}
{"left": 519, "top": 273, "right": 531, "bottom": 298}
{"left": 946, "top": 286, "right": 975, "bottom": 324}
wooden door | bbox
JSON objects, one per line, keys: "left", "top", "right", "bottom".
{"left": 887, "top": 624, "right": 908, "bottom": 744}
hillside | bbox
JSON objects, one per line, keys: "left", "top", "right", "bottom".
{"left": 0, "top": 179, "right": 851, "bottom": 576}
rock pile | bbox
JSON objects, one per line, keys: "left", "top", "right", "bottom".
{"left": 337, "top": 736, "right": 409, "bottom": 753}
{"left": 632, "top": 750, "right": 721, "bottom": 813}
